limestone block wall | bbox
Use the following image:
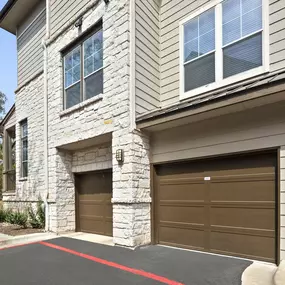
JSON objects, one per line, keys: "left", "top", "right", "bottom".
{"left": 46, "top": 0, "right": 151, "bottom": 244}
{"left": 3, "top": 74, "right": 45, "bottom": 211}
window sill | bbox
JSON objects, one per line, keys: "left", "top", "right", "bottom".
{"left": 2, "top": 192, "right": 16, "bottom": 196}
{"left": 180, "top": 66, "right": 269, "bottom": 101}
{"left": 60, "top": 94, "right": 103, "bottom": 118}
{"left": 19, "top": 177, "right": 28, "bottom": 182}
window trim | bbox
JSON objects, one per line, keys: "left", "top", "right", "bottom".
{"left": 61, "top": 21, "right": 103, "bottom": 110}
{"left": 179, "top": 0, "right": 269, "bottom": 100}
{"left": 20, "top": 119, "right": 28, "bottom": 179}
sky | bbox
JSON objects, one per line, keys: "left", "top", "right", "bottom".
{"left": 0, "top": 0, "right": 17, "bottom": 115}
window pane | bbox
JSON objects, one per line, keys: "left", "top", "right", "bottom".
{"left": 223, "top": 0, "right": 240, "bottom": 24}
{"left": 84, "top": 38, "right": 93, "bottom": 59}
{"left": 223, "top": 32, "right": 262, "bottom": 78}
{"left": 184, "top": 39, "right": 198, "bottom": 62}
{"left": 200, "top": 30, "right": 215, "bottom": 55}
{"left": 22, "top": 162, "right": 28, "bottom": 178}
{"left": 73, "top": 48, "right": 80, "bottom": 66}
{"left": 64, "top": 47, "right": 81, "bottom": 88}
{"left": 94, "top": 49, "right": 103, "bottom": 71}
{"left": 22, "top": 140, "right": 28, "bottom": 161}
{"left": 242, "top": 0, "right": 262, "bottom": 14}
{"left": 199, "top": 8, "right": 215, "bottom": 35}
{"left": 184, "top": 52, "right": 215, "bottom": 92}
{"left": 66, "top": 82, "right": 81, "bottom": 108}
{"left": 21, "top": 123, "right": 28, "bottom": 137}
{"left": 223, "top": 18, "right": 240, "bottom": 46}
{"left": 184, "top": 18, "right": 198, "bottom": 43}
{"left": 65, "top": 53, "right": 72, "bottom": 71}
{"left": 85, "top": 69, "right": 103, "bottom": 99}
{"left": 242, "top": 6, "right": 262, "bottom": 37}
{"left": 83, "top": 30, "right": 103, "bottom": 77}
{"left": 93, "top": 30, "right": 103, "bottom": 53}
{"left": 65, "top": 70, "right": 72, "bottom": 88}
{"left": 84, "top": 56, "right": 93, "bottom": 76}
{"left": 73, "top": 64, "right": 80, "bottom": 82}
{"left": 184, "top": 8, "right": 215, "bottom": 62}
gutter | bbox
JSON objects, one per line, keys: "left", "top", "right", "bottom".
{"left": 0, "top": 0, "right": 17, "bottom": 23}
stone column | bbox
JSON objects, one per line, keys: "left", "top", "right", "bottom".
{"left": 112, "top": 129, "right": 151, "bottom": 247}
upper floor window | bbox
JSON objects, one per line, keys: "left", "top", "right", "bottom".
{"left": 20, "top": 120, "right": 28, "bottom": 178}
{"left": 180, "top": 0, "right": 269, "bottom": 100}
{"left": 63, "top": 28, "right": 103, "bottom": 109}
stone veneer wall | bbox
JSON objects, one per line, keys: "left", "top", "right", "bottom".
{"left": 3, "top": 74, "right": 45, "bottom": 211}
{"left": 46, "top": 0, "right": 151, "bottom": 246}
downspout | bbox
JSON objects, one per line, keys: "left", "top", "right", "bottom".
{"left": 43, "top": 0, "right": 50, "bottom": 231}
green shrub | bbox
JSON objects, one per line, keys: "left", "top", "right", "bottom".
{"left": 4, "top": 209, "right": 28, "bottom": 228}
{"left": 5, "top": 209, "right": 14, "bottom": 224}
{"left": 11, "top": 211, "right": 28, "bottom": 228}
{"left": 0, "top": 208, "right": 6, "bottom": 223}
{"left": 28, "top": 201, "right": 45, "bottom": 229}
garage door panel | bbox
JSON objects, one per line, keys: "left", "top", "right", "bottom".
{"left": 155, "top": 152, "right": 277, "bottom": 262}
{"left": 210, "top": 207, "right": 275, "bottom": 230}
{"left": 159, "top": 226, "right": 205, "bottom": 250}
{"left": 79, "top": 203, "right": 104, "bottom": 217}
{"left": 210, "top": 180, "right": 275, "bottom": 202}
{"left": 210, "top": 231, "right": 275, "bottom": 262}
{"left": 158, "top": 182, "right": 205, "bottom": 200}
{"left": 159, "top": 205, "right": 205, "bottom": 224}
{"left": 76, "top": 170, "right": 112, "bottom": 236}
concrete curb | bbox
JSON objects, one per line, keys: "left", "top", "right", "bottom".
{"left": 0, "top": 232, "right": 57, "bottom": 249}
{"left": 241, "top": 262, "right": 277, "bottom": 285}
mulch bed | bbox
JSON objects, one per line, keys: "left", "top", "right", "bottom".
{"left": 0, "top": 223, "right": 44, "bottom": 236}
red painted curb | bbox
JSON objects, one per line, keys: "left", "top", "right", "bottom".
{"left": 39, "top": 241, "right": 185, "bottom": 285}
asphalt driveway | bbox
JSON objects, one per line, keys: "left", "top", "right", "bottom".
{"left": 0, "top": 237, "right": 251, "bottom": 285}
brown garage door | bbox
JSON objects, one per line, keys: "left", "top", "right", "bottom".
{"left": 75, "top": 170, "right": 112, "bottom": 236}
{"left": 154, "top": 152, "right": 277, "bottom": 263}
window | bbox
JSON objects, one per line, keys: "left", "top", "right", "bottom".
{"left": 180, "top": 0, "right": 269, "bottom": 99}
{"left": 63, "top": 28, "right": 103, "bottom": 109}
{"left": 20, "top": 120, "right": 28, "bottom": 178}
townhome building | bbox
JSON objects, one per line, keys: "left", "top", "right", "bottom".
{"left": 0, "top": 0, "right": 285, "bottom": 265}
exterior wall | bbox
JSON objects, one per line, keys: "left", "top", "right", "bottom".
{"left": 151, "top": 100, "right": 285, "bottom": 259}
{"left": 280, "top": 148, "right": 285, "bottom": 260}
{"left": 72, "top": 145, "right": 112, "bottom": 173}
{"left": 50, "top": 0, "right": 90, "bottom": 37}
{"left": 135, "top": 0, "right": 160, "bottom": 115}
{"left": 17, "top": 0, "right": 46, "bottom": 86}
{"left": 158, "top": 0, "right": 285, "bottom": 108}
{"left": 3, "top": 74, "right": 45, "bottom": 210}
{"left": 46, "top": 0, "right": 151, "bottom": 246}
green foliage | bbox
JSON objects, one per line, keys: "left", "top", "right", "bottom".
{"left": 10, "top": 211, "right": 28, "bottom": 228}
{"left": 0, "top": 208, "right": 6, "bottom": 223}
{"left": 4, "top": 209, "right": 28, "bottom": 228}
{"left": 28, "top": 201, "right": 45, "bottom": 229}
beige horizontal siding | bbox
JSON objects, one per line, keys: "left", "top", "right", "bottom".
{"left": 135, "top": 0, "right": 160, "bottom": 116}
{"left": 50, "top": 0, "right": 89, "bottom": 36}
{"left": 151, "top": 102, "right": 285, "bottom": 163}
{"left": 159, "top": 0, "right": 285, "bottom": 108}
{"left": 17, "top": 8, "right": 46, "bottom": 86}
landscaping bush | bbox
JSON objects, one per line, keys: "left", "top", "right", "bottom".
{"left": 0, "top": 208, "right": 6, "bottom": 223}
{"left": 10, "top": 211, "right": 28, "bottom": 228}
{"left": 4, "top": 209, "right": 28, "bottom": 228}
{"left": 28, "top": 201, "right": 45, "bottom": 229}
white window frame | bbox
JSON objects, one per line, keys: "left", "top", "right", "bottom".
{"left": 179, "top": 0, "right": 269, "bottom": 100}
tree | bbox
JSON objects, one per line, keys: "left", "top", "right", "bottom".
{"left": 0, "top": 91, "right": 6, "bottom": 116}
